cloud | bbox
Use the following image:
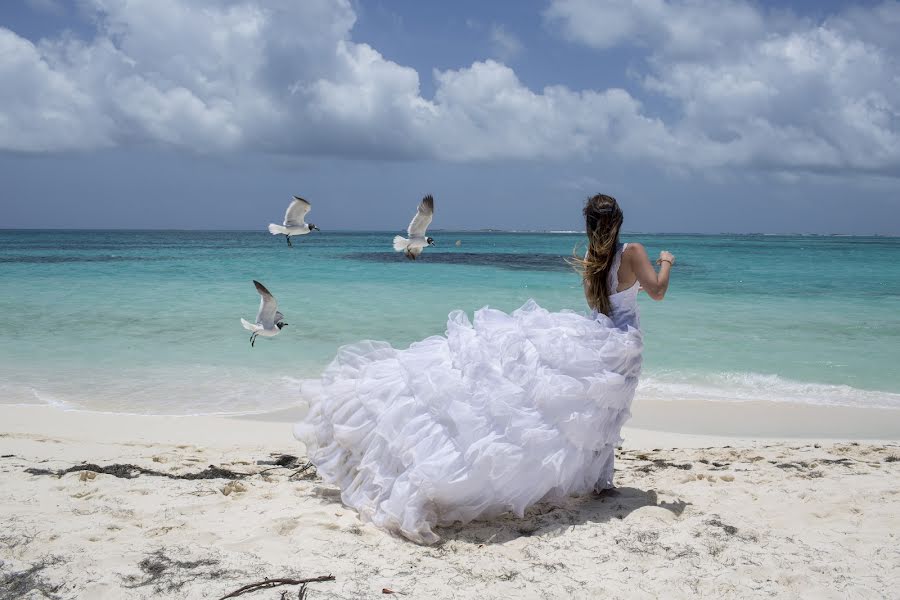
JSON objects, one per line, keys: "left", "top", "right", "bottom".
{"left": 0, "top": 0, "right": 897, "bottom": 178}
{"left": 430, "top": 60, "right": 671, "bottom": 161}
{"left": 0, "top": 30, "right": 113, "bottom": 152}
{"left": 0, "top": 0, "right": 657, "bottom": 163}
{"left": 544, "top": 0, "right": 900, "bottom": 174}
{"left": 489, "top": 24, "right": 523, "bottom": 61}
{"left": 544, "top": 0, "right": 765, "bottom": 55}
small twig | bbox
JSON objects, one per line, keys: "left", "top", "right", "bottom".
{"left": 218, "top": 575, "right": 334, "bottom": 599}
{"left": 288, "top": 461, "right": 317, "bottom": 480}
{"left": 256, "top": 466, "right": 288, "bottom": 476}
{"left": 279, "top": 587, "right": 308, "bottom": 600}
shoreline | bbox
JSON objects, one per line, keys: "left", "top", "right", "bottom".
{"left": 244, "top": 397, "right": 900, "bottom": 443}
{"left": 5, "top": 389, "right": 897, "bottom": 449}
{"left": 628, "top": 398, "right": 900, "bottom": 440}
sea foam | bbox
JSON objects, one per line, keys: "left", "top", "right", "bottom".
{"left": 639, "top": 371, "right": 900, "bottom": 409}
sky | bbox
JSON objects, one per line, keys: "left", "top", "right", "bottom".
{"left": 0, "top": 0, "right": 898, "bottom": 233}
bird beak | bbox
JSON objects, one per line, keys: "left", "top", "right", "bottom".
{"left": 429, "top": 240, "right": 435, "bottom": 246}
{"left": 313, "top": 226, "right": 320, "bottom": 231}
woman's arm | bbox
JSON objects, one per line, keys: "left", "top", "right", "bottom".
{"left": 627, "top": 243, "right": 674, "bottom": 301}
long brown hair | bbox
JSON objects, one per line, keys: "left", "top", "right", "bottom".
{"left": 569, "top": 194, "right": 624, "bottom": 316}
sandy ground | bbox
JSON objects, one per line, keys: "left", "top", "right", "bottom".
{"left": 1, "top": 403, "right": 899, "bottom": 599}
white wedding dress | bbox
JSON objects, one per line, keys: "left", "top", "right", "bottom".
{"left": 294, "top": 243, "right": 643, "bottom": 544}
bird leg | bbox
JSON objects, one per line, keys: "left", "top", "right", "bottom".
{"left": 286, "top": 235, "right": 293, "bottom": 248}
{"left": 251, "top": 333, "right": 257, "bottom": 348}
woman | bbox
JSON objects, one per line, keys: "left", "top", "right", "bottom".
{"left": 294, "top": 194, "right": 674, "bottom": 544}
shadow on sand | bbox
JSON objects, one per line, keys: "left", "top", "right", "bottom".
{"left": 435, "top": 487, "right": 689, "bottom": 545}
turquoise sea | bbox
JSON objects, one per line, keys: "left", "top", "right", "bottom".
{"left": 1, "top": 230, "right": 898, "bottom": 415}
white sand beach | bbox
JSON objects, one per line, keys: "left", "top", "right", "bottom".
{"left": 2, "top": 402, "right": 899, "bottom": 599}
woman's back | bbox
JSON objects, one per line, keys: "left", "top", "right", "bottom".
{"left": 604, "top": 243, "right": 641, "bottom": 329}
{"left": 588, "top": 240, "right": 674, "bottom": 329}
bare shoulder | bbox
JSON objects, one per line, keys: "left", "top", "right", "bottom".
{"left": 624, "top": 242, "right": 648, "bottom": 262}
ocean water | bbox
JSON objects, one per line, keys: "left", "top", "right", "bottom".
{"left": 1, "top": 230, "right": 898, "bottom": 415}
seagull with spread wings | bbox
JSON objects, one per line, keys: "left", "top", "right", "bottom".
{"left": 240, "top": 281, "right": 288, "bottom": 347}
{"left": 268, "top": 195, "right": 319, "bottom": 247}
{"left": 393, "top": 195, "right": 435, "bottom": 260}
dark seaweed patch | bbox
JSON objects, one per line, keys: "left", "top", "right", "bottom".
{"left": 343, "top": 251, "right": 571, "bottom": 271}
{"left": 0, "top": 255, "right": 167, "bottom": 264}
{"left": 0, "top": 557, "right": 63, "bottom": 600}
{"left": 122, "top": 549, "right": 226, "bottom": 593}
{"left": 25, "top": 463, "right": 247, "bottom": 480}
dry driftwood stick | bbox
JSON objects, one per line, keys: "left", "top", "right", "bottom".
{"left": 288, "top": 461, "right": 317, "bottom": 479}
{"left": 217, "top": 575, "right": 334, "bottom": 599}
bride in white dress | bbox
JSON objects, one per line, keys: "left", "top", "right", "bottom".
{"left": 293, "top": 194, "right": 675, "bottom": 544}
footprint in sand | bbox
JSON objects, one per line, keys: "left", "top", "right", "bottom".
{"left": 624, "top": 505, "right": 679, "bottom": 525}
{"left": 70, "top": 490, "right": 97, "bottom": 500}
{"left": 221, "top": 481, "right": 247, "bottom": 496}
{"left": 312, "top": 485, "right": 342, "bottom": 499}
{"left": 145, "top": 525, "right": 181, "bottom": 538}
{"left": 273, "top": 518, "right": 299, "bottom": 536}
{"left": 682, "top": 473, "right": 734, "bottom": 483}
{"left": 71, "top": 471, "right": 99, "bottom": 498}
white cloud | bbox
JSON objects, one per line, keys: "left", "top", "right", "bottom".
{"left": 543, "top": 0, "right": 764, "bottom": 55}
{"left": 0, "top": 0, "right": 897, "bottom": 178}
{"left": 431, "top": 61, "right": 673, "bottom": 161}
{"left": 0, "top": 30, "right": 113, "bottom": 152}
{"left": 0, "top": 0, "right": 658, "bottom": 163}
{"left": 544, "top": 0, "right": 900, "bottom": 174}
{"left": 489, "top": 24, "right": 523, "bottom": 61}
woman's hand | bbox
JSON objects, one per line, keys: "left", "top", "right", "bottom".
{"left": 656, "top": 251, "right": 675, "bottom": 267}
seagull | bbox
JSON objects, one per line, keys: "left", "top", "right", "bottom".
{"left": 393, "top": 195, "right": 435, "bottom": 260}
{"left": 240, "top": 280, "right": 287, "bottom": 347}
{"left": 268, "top": 195, "right": 319, "bottom": 247}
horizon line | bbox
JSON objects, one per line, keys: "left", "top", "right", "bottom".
{"left": 0, "top": 227, "right": 898, "bottom": 237}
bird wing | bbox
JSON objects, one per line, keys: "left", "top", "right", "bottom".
{"left": 407, "top": 195, "right": 434, "bottom": 237}
{"left": 283, "top": 196, "right": 311, "bottom": 227}
{"left": 253, "top": 280, "right": 278, "bottom": 328}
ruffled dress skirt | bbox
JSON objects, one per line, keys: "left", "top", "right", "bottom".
{"left": 293, "top": 300, "right": 642, "bottom": 544}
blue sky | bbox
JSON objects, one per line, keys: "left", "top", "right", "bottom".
{"left": 1, "top": 0, "right": 898, "bottom": 233}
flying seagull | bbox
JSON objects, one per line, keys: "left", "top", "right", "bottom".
{"left": 268, "top": 195, "right": 319, "bottom": 247}
{"left": 240, "top": 280, "right": 287, "bottom": 347}
{"left": 393, "top": 195, "right": 435, "bottom": 260}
